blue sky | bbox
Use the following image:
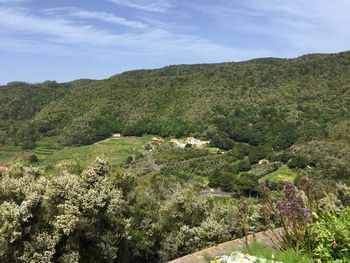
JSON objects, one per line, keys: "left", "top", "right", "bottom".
{"left": 0, "top": 0, "right": 350, "bottom": 84}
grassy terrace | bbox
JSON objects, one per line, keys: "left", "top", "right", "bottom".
{"left": 0, "top": 145, "right": 23, "bottom": 165}
{"left": 41, "top": 136, "right": 152, "bottom": 168}
{"left": 259, "top": 165, "right": 297, "bottom": 183}
{"left": 0, "top": 135, "right": 153, "bottom": 169}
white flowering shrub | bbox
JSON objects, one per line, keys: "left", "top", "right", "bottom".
{"left": 211, "top": 251, "right": 283, "bottom": 263}
{"left": 0, "top": 158, "right": 135, "bottom": 262}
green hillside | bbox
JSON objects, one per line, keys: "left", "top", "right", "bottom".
{"left": 1, "top": 51, "right": 349, "bottom": 148}
{"left": 1, "top": 51, "right": 350, "bottom": 263}
{"left": 1, "top": 51, "right": 350, "bottom": 185}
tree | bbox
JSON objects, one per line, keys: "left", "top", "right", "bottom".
{"left": 248, "top": 145, "right": 272, "bottom": 164}
{"left": 28, "top": 154, "right": 39, "bottom": 163}
{"left": 288, "top": 155, "right": 308, "bottom": 169}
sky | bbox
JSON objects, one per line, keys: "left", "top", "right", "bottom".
{"left": 0, "top": 0, "right": 350, "bottom": 84}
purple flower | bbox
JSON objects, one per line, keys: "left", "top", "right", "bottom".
{"left": 303, "top": 207, "right": 312, "bottom": 223}
{"left": 283, "top": 183, "right": 297, "bottom": 198}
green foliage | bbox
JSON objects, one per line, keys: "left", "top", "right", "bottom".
{"left": 21, "top": 140, "right": 36, "bottom": 150}
{"left": 302, "top": 209, "right": 350, "bottom": 262}
{"left": 28, "top": 154, "right": 39, "bottom": 163}
{"left": 231, "top": 174, "right": 261, "bottom": 197}
{"left": 242, "top": 242, "right": 314, "bottom": 263}
{"left": 228, "top": 158, "right": 252, "bottom": 174}
{"left": 131, "top": 183, "right": 264, "bottom": 262}
{"left": 288, "top": 155, "right": 309, "bottom": 169}
{"left": 0, "top": 145, "right": 22, "bottom": 164}
{"left": 248, "top": 145, "right": 273, "bottom": 164}
{"left": 43, "top": 136, "right": 150, "bottom": 169}
{"left": 260, "top": 165, "right": 297, "bottom": 184}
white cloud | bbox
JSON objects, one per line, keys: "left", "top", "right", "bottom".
{"left": 44, "top": 7, "right": 149, "bottom": 29}
{"left": 0, "top": 5, "right": 265, "bottom": 62}
{"left": 196, "top": 0, "right": 350, "bottom": 54}
{"left": 250, "top": 0, "right": 350, "bottom": 52}
{"left": 107, "top": 0, "right": 172, "bottom": 12}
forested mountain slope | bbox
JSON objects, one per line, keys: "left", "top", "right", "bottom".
{"left": 1, "top": 51, "right": 350, "bottom": 147}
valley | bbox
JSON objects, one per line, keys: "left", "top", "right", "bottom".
{"left": 1, "top": 51, "right": 350, "bottom": 262}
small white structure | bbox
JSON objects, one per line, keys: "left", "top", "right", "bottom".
{"left": 171, "top": 137, "right": 210, "bottom": 149}
{"left": 113, "top": 133, "right": 122, "bottom": 138}
{"left": 258, "top": 159, "right": 270, "bottom": 165}
{"left": 186, "top": 137, "right": 199, "bottom": 145}
{"left": 186, "top": 137, "right": 210, "bottom": 147}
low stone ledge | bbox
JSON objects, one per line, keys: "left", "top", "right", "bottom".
{"left": 168, "top": 228, "right": 284, "bottom": 263}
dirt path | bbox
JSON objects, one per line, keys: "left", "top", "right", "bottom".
{"left": 145, "top": 150, "right": 163, "bottom": 172}
{"left": 137, "top": 150, "right": 164, "bottom": 186}
{"left": 0, "top": 151, "right": 30, "bottom": 166}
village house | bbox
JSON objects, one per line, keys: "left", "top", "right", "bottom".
{"left": 186, "top": 137, "right": 199, "bottom": 145}
{"left": 112, "top": 133, "right": 122, "bottom": 138}
{"left": 151, "top": 137, "right": 164, "bottom": 144}
{"left": 258, "top": 159, "right": 270, "bottom": 165}
{"left": 186, "top": 137, "right": 210, "bottom": 148}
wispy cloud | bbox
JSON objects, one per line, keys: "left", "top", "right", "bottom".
{"left": 196, "top": 0, "right": 350, "bottom": 54}
{"left": 44, "top": 7, "right": 149, "bottom": 29}
{"left": 248, "top": 0, "right": 350, "bottom": 52}
{"left": 107, "top": 0, "right": 172, "bottom": 13}
{"left": 0, "top": 4, "right": 265, "bottom": 63}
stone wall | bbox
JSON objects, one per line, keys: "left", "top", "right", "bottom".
{"left": 168, "top": 228, "right": 284, "bottom": 263}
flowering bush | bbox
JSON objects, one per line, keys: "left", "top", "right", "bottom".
{"left": 261, "top": 182, "right": 312, "bottom": 252}
{"left": 211, "top": 251, "right": 282, "bottom": 263}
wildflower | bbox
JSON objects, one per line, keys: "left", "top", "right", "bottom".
{"left": 303, "top": 207, "right": 312, "bottom": 223}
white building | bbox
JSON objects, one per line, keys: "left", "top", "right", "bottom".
{"left": 186, "top": 137, "right": 199, "bottom": 145}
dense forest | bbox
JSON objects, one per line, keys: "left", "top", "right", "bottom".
{"left": 1, "top": 51, "right": 349, "bottom": 148}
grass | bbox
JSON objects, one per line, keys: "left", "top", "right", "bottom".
{"left": 259, "top": 165, "right": 297, "bottom": 183}
{"left": 1, "top": 135, "right": 153, "bottom": 170}
{"left": 42, "top": 135, "right": 152, "bottom": 168}
{"left": 0, "top": 145, "right": 24, "bottom": 165}
{"left": 34, "top": 137, "right": 60, "bottom": 158}
{"left": 242, "top": 242, "right": 314, "bottom": 263}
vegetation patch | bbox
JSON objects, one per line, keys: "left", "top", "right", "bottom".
{"left": 0, "top": 145, "right": 24, "bottom": 164}
{"left": 259, "top": 165, "right": 297, "bottom": 183}
{"left": 42, "top": 136, "right": 151, "bottom": 168}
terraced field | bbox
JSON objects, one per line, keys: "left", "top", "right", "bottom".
{"left": 40, "top": 136, "right": 153, "bottom": 168}
{"left": 259, "top": 165, "right": 297, "bottom": 183}
{"left": 0, "top": 145, "right": 23, "bottom": 165}
{"left": 0, "top": 135, "right": 153, "bottom": 170}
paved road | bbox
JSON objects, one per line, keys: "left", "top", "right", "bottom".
{"left": 200, "top": 188, "right": 236, "bottom": 198}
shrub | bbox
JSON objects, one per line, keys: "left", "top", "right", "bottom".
{"left": 287, "top": 155, "right": 308, "bottom": 169}
{"left": 22, "top": 140, "right": 36, "bottom": 150}
{"left": 302, "top": 209, "right": 350, "bottom": 262}
{"left": 231, "top": 174, "right": 260, "bottom": 197}
{"left": 28, "top": 154, "right": 39, "bottom": 163}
